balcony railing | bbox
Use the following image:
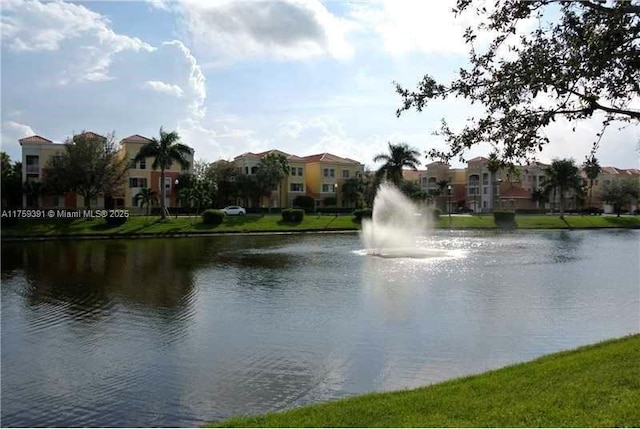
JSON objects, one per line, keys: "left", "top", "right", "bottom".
{"left": 26, "top": 165, "right": 40, "bottom": 174}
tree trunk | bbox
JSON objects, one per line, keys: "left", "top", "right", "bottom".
{"left": 160, "top": 169, "right": 167, "bottom": 219}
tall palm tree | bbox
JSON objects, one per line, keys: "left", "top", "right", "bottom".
{"left": 373, "top": 142, "right": 421, "bottom": 186}
{"left": 256, "top": 153, "right": 290, "bottom": 209}
{"left": 135, "top": 187, "right": 158, "bottom": 216}
{"left": 487, "top": 152, "right": 502, "bottom": 212}
{"left": 342, "top": 176, "right": 364, "bottom": 208}
{"left": 582, "top": 155, "right": 601, "bottom": 209}
{"left": 531, "top": 188, "right": 548, "bottom": 212}
{"left": 543, "top": 159, "right": 582, "bottom": 216}
{"left": 134, "top": 127, "right": 192, "bottom": 219}
{"left": 436, "top": 180, "right": 450, "bottom": 212}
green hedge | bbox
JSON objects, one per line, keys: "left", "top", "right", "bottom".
{"left": 202, "top": 209, "right": 225, "bottom": 225}
{"left": 281, "top": 208, "right": 304, "bottom": 223}
{"left": 105, "top": 214, "right": 128, "bottom": 227}
{"left": 494, "top": 211, "right": 516, "bottom": 227}
{"left": 292, "top": 196, "right": 315, "bottom": 212}
{"left": 353, "top": 208, "right": 373, "bottom": 223}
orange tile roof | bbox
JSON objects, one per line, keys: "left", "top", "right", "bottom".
{"left": 301, "top": 152, "right": 361, "bottom": 164}
{"left": 120, "top": 134, "right": 153, "bottom": 143}
{"left": 19, "top": 135, "right": 53, "bottom": 144}
{"left": 467, "top": 156, "right": 488, "bottom": 163}
{"left": 426, "top": 161, "right": 449, "bottom": 167}
{"left": 76, "top": 131, "right": 106, "bottom": 140}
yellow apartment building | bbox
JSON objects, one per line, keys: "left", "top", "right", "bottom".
{"left": 300, "top": 153, "right": 365, "bottom": 208}
{"left": 232, "top": 151, "right": 365, "bottom": 209}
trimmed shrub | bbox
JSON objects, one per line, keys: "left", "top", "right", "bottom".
{"left": 515, "top": 208, "right": 549, "bottom": 215}
{"left": 293, "top": 195, "right": 315, "bottom": 212}
{"left": 431, "top": 208, "right": 441, "bottom": 221}
{"left": 353, "top": 208, "right": 373, "bottom": 223}
{"left": 323, "top": 196, "right": 337, "bottom": 206}
{"left": 105, "top": 214, "right": 127, "bottom": 227}
{"left": 494, "top": 211, "right": 516, "bottom": 228}
{"left": 281, "top": 208, "right": 304, "bottom": 223}
{"left": 315, "top": 207, "right": 355, "bottom": 215}
{"left": 202, "top": 209, "right": 225, "bottom": 225}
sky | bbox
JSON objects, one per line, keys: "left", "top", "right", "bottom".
{"left": 1, "top": 0, "right": 639, "bottom": 170}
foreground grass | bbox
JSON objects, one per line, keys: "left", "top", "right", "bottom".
{"left": 2, "top": 214, "right": 639, "bottom": 238}
{"left": 212, "top": 335, "right": 640, "bottom": 428}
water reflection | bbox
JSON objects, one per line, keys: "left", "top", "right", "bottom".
{"left": 2, "top": 240, "right": 205, "bottom": 315}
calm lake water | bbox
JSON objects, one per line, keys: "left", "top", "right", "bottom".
{"left": 1, "top": 230, "right": 639, "bottom": 427}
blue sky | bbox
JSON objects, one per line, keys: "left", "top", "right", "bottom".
{"left": 2, "top": 0, "right": 638, "bottom": 170}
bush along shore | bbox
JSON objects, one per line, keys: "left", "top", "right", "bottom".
{"left": 212, "top": 335, "right": 640, "bottom": 428}
{"left": 1, "top": 212, "right": 639, "bottom": 240}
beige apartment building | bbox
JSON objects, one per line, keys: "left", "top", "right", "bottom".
{"left": 19, "top": 131, "right": 194, "bottom": 209}
{"left": 408, "top": 157, "right": 639, "bottom": 214}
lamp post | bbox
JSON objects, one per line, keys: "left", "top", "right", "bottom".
{"left": 334, "top": 183, "right": 338, "bottom": 217}
{"left": 174, "top": 178, "right": 179, "bottom": 219}
{"left": 447, "top": 184, "right": 452, "bottom": 227}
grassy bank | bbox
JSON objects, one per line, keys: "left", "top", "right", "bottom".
{"left": 1, "top": 214, "right": 639, "bottom": 239}
{"left": 212, "top": 334, "right": 640, "bottom": 428}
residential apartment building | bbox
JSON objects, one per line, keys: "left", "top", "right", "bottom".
{"left": 232, "top": 150, "right": 365, "bottom": 209}
{"left": 19, "top": 131, "right": 194, "bottom": 209}
{"left": 121, "top": 134, "right": 194, "bottom": 209}
{"left": 406, "top": 158, "right": 639, "bottom": 214}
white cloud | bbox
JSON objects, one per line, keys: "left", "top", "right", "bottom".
{"left": 163, "top": 41, "right": 206, "bottom": 118}
{"left": 348, "top": 0, "right": 533, "bottom": 58}
{"left": 143, "top": 80, "right": 185, "bottom": 98}
{"left": 1, "top": 120, "right": 36, "bottom": 160}
{"left": 1, "top": 0, "right": 154, "bottom": 84}
{"left": 177, "top": 0, "right": 354, "bottom": 61}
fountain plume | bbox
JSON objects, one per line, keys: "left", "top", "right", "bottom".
{"left": 360, "top": 182, "right": 434, "bottom": 255}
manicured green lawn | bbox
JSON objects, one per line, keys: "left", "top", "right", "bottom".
{"left": 0, "top": 214, "right": 361, "bottom": 237}
{"left": 2, "top": 214, "right": 639, "bottom": 238}
{"left": 212, "top": 335, "right": 640, "bottom": 428}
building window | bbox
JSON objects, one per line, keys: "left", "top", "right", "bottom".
{"left": 483, "top": 187, "right": 488, "bottom": 194}
{"left": 291, "top": 168, "right": 297, "bottom": 176}
{"left": 297, "top": 167, "right": 303, "bottom": 176}
{"left": 251, "top": 166, "right": 258, "bottom": 175}
{"left": 140, "top": 159, "right": 146, "bottom": 169}
{"left": 342, "top": 170, "right": 350, "bottom": 178}
{"left": 323, "top": 168, "right": 335, "bottom": 178}
{"left": 25, "top": 155, "right": 40, "bottom": 173}
{"left": 245, "top": 167, "right": 249, "bottom": 174}
{"left": 290, "top": 183, "right": 303, "bottom": 192}
{"left": 322, "top": 184, "right": 336, "bottom": 193}
{"left": 129, "top": 178, "right": 148, "bottom": 188}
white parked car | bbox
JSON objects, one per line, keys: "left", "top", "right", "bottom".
{"left": 222, "top": 205, "right": 246, "bottom": 216}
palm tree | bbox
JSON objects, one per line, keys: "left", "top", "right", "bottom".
{"left": 135, "top": 188, "right": 158, "bottom": 216}
{"left": 134, "top": 127, "right": 192, "bottom": 219}
{"left": 487, "top": 152, "right": 502, "bottom": 212}
{"left": 582, "top": 155, "right": 601, "bottom": 209}
{"left": 542, "top": 159, "right": 582, "bottom": 216}
{"left": 436, "top": 180, "right": 450, "bottom": 212}
{"left": 373, "top": 142, "right": 421, "bottom": 186}
{"left": 531, "top": 188, "right": 548, "bottom": 212}
{"left": 342, "top": 176, "right": 364, "bottom": 208}
{"left": 256, "top": 153, "right": 290, "bottom": 209}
